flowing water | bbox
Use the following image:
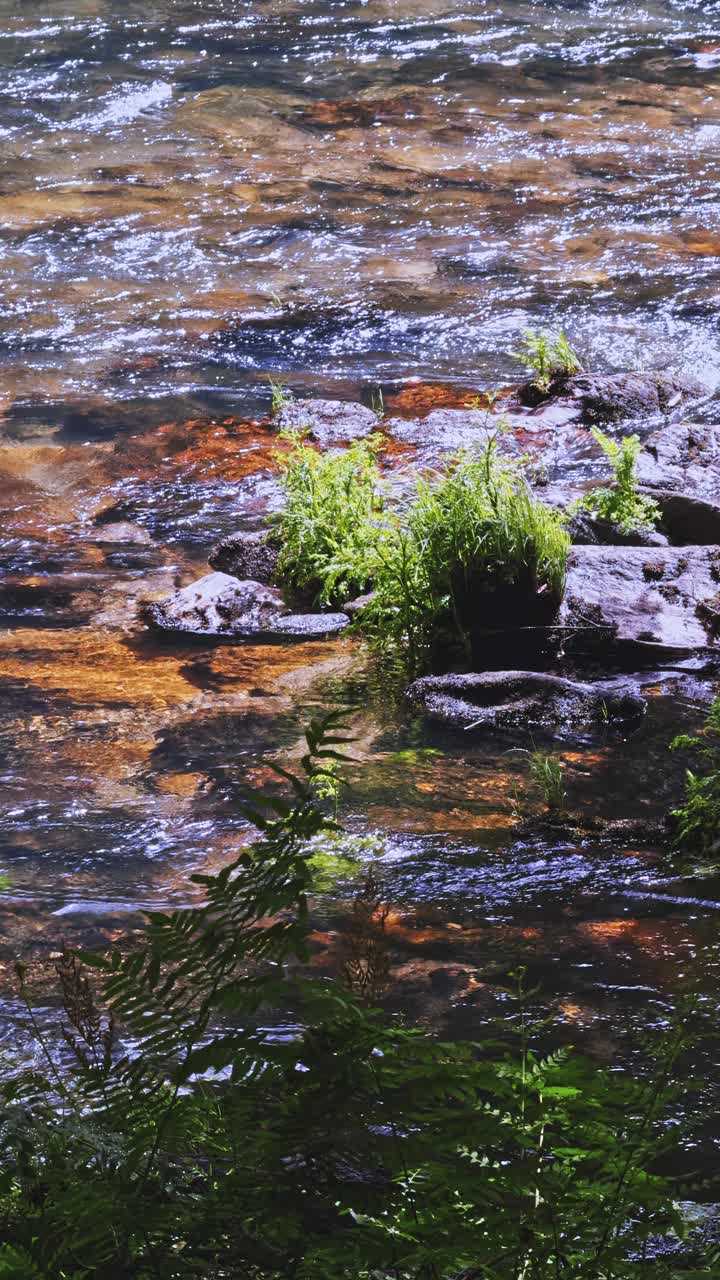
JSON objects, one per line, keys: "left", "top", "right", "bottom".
{"left": 2, "top": 0, "right": 720, "bottom": 1105}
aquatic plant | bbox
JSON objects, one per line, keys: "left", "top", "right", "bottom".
{"left": 513, "top": 327, "right": 583, "bottom": 390}
{"left": 413, "top": 436, "right": 570, "bottom": 599}
{"left": 275, "top": 429, "right": 570, "bottom": 673}
{"left": 275, "top": 433, "right": 386, "bottom": 605}
{"left": 0, "top": 714, "right": 713, "bottom": 1278}
{"left": 310, "top": 754, "right": 343, "bottom": 819}
{"left": 507, "top": 747, "right": 567, "bottom": 814}
{"left": 268, "top": 375, "right": 294, "bottom": 416}
{"left": 466, "top": 389, "right": 503, "bottom": 412}
{"left": 529, "top": 749, "right": 566, "bottom": 811}
{"left": 364, "top": 435, "right": 570, "bottom": 671}
{"left": 575, "top": 429, "right": 661, "bottom": 535}
{"left": 369, "top": 387, "right": 385, "bottom": 419}
{"left": 671, "top": 696, "right": 720, "bottom": 858}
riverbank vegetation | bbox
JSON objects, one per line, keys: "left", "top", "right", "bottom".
{"left": 275, "top": 433, "right": 386, "bottom": 606}
{"left": 275, "top": 432, "right": 570, "bottom": 674}
{"left": 672, "top": 696, "right": 720, "bottom": 861}
{"left": 1, "top": 716, "right": 715, "bottom": 1279}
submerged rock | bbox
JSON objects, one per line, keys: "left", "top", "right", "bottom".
{"left": 383, "top": 382, "right": 488, "bottom": 417}
{"left": 407, "top": 670, "right": 646, "bottom": 731}
{"left": 140, "top": 572, "right": 349, "bottom": 640}
{"left": 563, "top": 545, "right": 720, "bottom": 656}
{"left": 274, "top": 398, "right": 378, "bottom": 445}
{"left": 208, "top": 530, "right": 280, "bottom": 584}
{"left": 0, "top": 579, "right": 93, "bottom": 628}
{"left": 514, "top": 370, "right": 706, "bottom": 423}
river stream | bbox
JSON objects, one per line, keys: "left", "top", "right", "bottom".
{"left": 2, "top": 0, "right": 720, "bottom": 1112}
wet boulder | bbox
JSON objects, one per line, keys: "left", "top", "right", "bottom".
{"left": 407, "top": 670, "right": 646, "bottom": 731}
{"left": 265, "top": 612, "right": 351, "bottom": 640}
{"left": 387, "top": 409, "right": 498, "bottom": 457}
{"left": 562, "top": 545, "right": 720, "bottom": 656}
{"left": 635, "top": 423, "right": 720, "bottom": 544}
{"left": 386, "top": 408, "right": 597, "bottom": 491}
{"left": 636, "top": 422, "right": 720, "bottom": 498}
{"left": 139, "top": 572, "right": 349, "bottom": 640}
{"left": 208, "top": 530, "right": 280, "bottom": 584}
{"left": 274, "top": 398, "right": 378, "bottom": 445}
{"left": 655, "top": 492, "right": 720, "bottom": 546}
{"left": 514, "top": 370, "right": 706, "bottom": 423}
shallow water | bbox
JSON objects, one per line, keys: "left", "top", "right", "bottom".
{"left": 2, "top": 0, "right": 720, "bottom": 1111}
{"left": 1, "top": 0, "right": 720, "bottom": 411}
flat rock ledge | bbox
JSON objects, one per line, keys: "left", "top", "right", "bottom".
{"left": 140, "top": 572, "right": 349, "bottom": 641}
{"left": 637, "top": 422, "right": 720, "bottom": 499}
{"left": 407, "top": 670, "right": 646, "bottom": 731}
{"left": 562, "top": 545, "right": 720, "bottom": 655}
{"left": 274, "top": 398, "right": 377, "bottom": 445}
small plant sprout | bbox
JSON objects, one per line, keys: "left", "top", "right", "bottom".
{"left": 512, "top": 328, "right": 583, "bottom": 391}
{"left": 465, "top": 388, "right": 503, "bottom": 413}
{"left": 268, "top": 376, "right": 294, "bottom": 416}
{"left": 575, "top": 428, "right": 661, "bottom": 535}
{"left": 529, "top": 750, "right": 567, "bottom": 812}
{"left": 370, "top": 387, "right": 385, "bottom": 419}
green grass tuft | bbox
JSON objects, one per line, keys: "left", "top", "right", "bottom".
{"left": 529, "top": 750, "right": 567, "bottom": 812}
{"left": 512, "top": 327, "right": 583, "bottom": 391}
{"left": 268, "top": 376, "right": 294, "bottom": 416}
{"left": 275, "top": 433, "right": 386, "bottom": 605}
